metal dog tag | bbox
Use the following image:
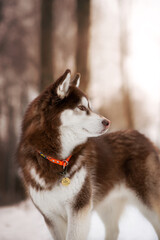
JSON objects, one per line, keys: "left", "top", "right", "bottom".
{"left": 61, "top": 177, "right": 70, "bottom": 186}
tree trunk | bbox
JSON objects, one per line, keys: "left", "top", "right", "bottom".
{"left": 40, "top": 0, "right": 54, "bottom": 91}
{"left": 119, "top": 0, "right": 134, "bottom": 129}
{"left": 76, "top": 0, "right": 90, "bottom": 92}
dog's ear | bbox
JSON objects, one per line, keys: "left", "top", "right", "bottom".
{"left": 72, "top": 73, "right": 81, "bottom": 87}
{"left": 56, "top": 69, "right": 71, "bottom": 99}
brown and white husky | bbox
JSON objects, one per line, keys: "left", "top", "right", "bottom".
{"left": 17, "top": 69, "right": 160, "bottom": 240}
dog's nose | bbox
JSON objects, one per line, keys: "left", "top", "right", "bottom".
{"left": 102, "top": 119, "right": 110, "bottom": 127}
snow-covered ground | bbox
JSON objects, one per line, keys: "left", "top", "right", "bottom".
{"left": 0, "top": 200, "right": 158, "bottom": 240}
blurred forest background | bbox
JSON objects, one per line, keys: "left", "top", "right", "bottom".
{"left": 0, "top": 0, "right": 160, "bottom": 206}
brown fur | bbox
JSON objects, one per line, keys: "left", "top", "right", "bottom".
{"left": 73, "top": 176, "right": 91, "bottom": 211}
{"left": 87, "top": 131, "right": 160, "bottom": 206}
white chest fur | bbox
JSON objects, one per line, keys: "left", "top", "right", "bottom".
{"left": 29, "top": 167, "right": 87, "bottom": 220}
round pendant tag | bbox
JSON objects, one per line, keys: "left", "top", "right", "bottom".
{"left": 61, "top": 177, "right": 70, "bottom": 186}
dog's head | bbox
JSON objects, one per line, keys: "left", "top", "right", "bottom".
{"left": 52, "top": 70, "right": 110, "bottom": 137}
{"left": 23, "top": 70, "right": 110, "bottom": 152}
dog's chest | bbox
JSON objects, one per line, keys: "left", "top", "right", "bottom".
{"left": 29, "top": 167, "right": 87, "bottom": 219}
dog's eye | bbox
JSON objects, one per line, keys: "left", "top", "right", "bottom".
{"left": 78, "top": 105, "right": 87, "bottom": 111}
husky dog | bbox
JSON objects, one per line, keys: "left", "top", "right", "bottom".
{"left": 17, "top": 70, "right": 160, "bottom": 240}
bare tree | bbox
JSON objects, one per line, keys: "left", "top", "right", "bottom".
{"left": 76, "top": 0, "right": 91, "bottom": 92}
{"left": 40, "top": 0, "right": 54, "bottom": 91}
{"left": 0, "top": 0, "right": 3, "bottom": 21}
{"left": 119, "top": 0, "right": 134, "bottom": 129}
{"left": 0, "top": 0, "right": 39, "bottom": 205}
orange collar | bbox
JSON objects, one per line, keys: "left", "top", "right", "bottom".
{"left": 37, "top": 151, "right": 72, "bottom": 169}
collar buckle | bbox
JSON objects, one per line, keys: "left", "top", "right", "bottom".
{"left": 62, "top": 160, "right": 69, "bottom": 169}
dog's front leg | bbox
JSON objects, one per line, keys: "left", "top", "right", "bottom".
{"left": 44, "top": 214, "right": 67, "bottom": 240}
{"left": 66, "top": 204, "right": 92, "bottom": 240}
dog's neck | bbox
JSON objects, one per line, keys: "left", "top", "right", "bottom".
{"left": 34, "top": 128, "right": 87, "bottom": 161}
{"left": 59, "top": 128, "right": 88, "bottom": 159}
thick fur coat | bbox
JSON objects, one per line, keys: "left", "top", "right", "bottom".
{"left": 17, "top": 70, "right": 160, "bottom": 240}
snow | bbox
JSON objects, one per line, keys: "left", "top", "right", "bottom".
{"left": 0, "top": 200, "right": 158, "bottom": 240}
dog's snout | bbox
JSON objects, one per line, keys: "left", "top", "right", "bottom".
{"left": 102, "top": 119, "right": 110, "bottom": 127}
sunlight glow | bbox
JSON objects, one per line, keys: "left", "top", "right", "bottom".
{"left": 90, "top": 0, "right": 160, "bottom": 145}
